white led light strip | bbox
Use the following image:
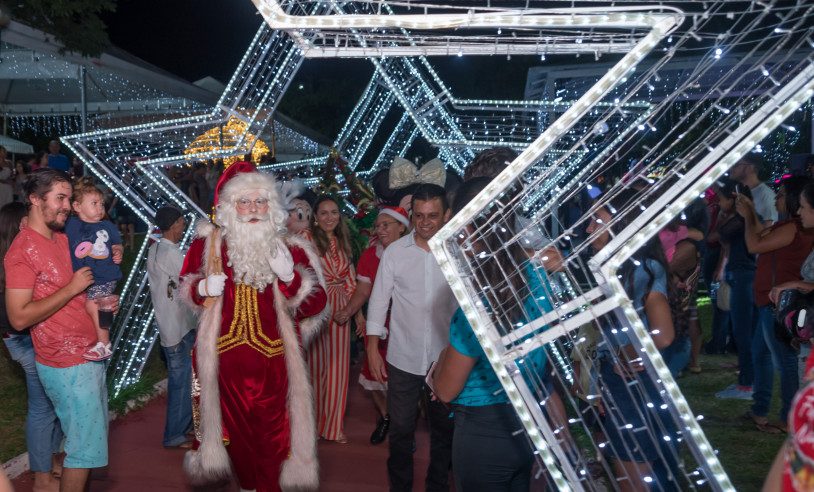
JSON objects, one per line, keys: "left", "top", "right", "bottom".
{"left": 429, "top": 13, "right": 680, "bottom": 491}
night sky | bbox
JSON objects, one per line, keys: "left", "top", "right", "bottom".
{"left": 101, "top": 0, "right": 540, "bottom": 138}
{"left": 103, "top": 0, "right": 262, "bottom": 83}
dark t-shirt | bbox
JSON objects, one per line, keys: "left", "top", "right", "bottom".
{"left": 64, "top": 216, "right": 123, "bottom": 286}
{"left": 719, "top": 215, "right": 756, "bottom": 273}
{"left": 0, "top": 292, "right": 30, "bottom": 336}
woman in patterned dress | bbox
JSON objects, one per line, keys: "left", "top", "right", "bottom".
{"left": 302, "top": 195, "right": 356, "bottom": 443}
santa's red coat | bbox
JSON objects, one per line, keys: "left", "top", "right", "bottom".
{"left": 180, "top": 224, "right": 328, "bottom": 492}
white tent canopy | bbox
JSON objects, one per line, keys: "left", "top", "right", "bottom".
{"left": 0, "top": 134, "right": 33, "bottom": 154}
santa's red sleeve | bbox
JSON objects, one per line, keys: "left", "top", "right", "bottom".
{"left": 180, "top": 237, "right": 207, "bottom": 306}
{"left": 284, "top": 245, "right": 328, "bottom": 319}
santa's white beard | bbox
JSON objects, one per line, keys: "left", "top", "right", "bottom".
{"left": 222, "top": 213, "right": 282, "bottom": 292}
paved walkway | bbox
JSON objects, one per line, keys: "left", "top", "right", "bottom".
{"left": 11, "top": 365, "right": 437, "bottom": 491}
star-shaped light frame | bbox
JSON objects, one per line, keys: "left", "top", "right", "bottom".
{"left": 427, "top": 5, "right": 814, "bottom": 491}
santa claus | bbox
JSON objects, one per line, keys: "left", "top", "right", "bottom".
{"left": 180, "top": 161, "right": 329, "bottom": 492}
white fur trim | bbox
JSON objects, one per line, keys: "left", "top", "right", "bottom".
{"left": 380, "top": 207, "right": 410, "bottom": 227}
{"left": 284, "top": 234, "right": 327, "bottom": 290}
{"left": 282, "top": 234, "right": 330, "bottom": 347}
{"left": 183, "top": 289, "right": 231, "bottom": 483}
{"left": 285, "top": 265, "right": 331, "bottom": 347}
{"left": 183, "top": 221, "right": 231, "bottom": 483}
{"left": 181, "top": 226, "right": 326, "bottom": 490}
{"left": 194, "top": 219, "right": 216, "bottom": 238}
{"left": 274, "top": 281, "right": 319, "bottom": 492}
{"left": 179, "top": 272, "right": 206, "bottom": 316}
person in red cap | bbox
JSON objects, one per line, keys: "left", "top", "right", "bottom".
{"left": 179, "top": 161, "right": 329, "bottom": 492}
{"left": 334, "top": 206, "right": 410, "bottom": 444}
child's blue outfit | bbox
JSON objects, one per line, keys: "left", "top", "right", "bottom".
{"left": 64, "top": 216, "right": 123, "bottom": 300}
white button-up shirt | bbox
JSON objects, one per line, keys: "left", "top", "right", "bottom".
{"left": 146, "top": 238, "right": 197, "bottom": 347}
{"left": 366, "top": 231, "right": 458, "bottom": 376}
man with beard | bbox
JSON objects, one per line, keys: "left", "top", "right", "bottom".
{"left": 5, "top": 168, "right": 106, "bottom": 492}
{"left": 179, "top": 161, "right": 329, "bottom": 492}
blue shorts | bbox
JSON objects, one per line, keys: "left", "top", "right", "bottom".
{"left": 36, "top": 362, "right": 108, "bottom": 468}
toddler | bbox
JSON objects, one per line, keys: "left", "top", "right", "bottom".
{"left": 65, "top": 178, "right": 123, "bottom": 361}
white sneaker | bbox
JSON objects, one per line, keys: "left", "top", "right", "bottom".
{"left": 715, "top": 385, "right": 753, "bottom": 399}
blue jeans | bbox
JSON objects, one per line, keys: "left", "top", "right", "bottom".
{"left": 161, "top": 329, "right": 195, "bottom": 447}
{"left": 726, "top": 269, "right": 757, "bottom": 387}
{"left": 3, "top": 334, "right": 63, "bottom": 472}
{"left": 661, "top": 336, "right": 690, "bottom": 378}
{"left": 599, "top": 360, "right": 681, "bottom": 490}
{"left": 751, "top": 305, "right": 799, "bottom": 423}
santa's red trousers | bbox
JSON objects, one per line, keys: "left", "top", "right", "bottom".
{"left": 217, "top": 345, "right": 290, "bottom": 492}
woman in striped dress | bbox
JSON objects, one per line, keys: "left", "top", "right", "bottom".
{"left": 303, "top": 195, "right": 356, "bottom": 443}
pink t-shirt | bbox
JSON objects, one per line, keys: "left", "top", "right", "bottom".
{"left": 658, "top": 226, "right": 689, "bottom": 263}
{"left": 4, "top": 226, "right": 96, "bottom": 368}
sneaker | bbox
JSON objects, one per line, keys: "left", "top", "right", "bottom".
{"left": 715, "top": 385, "right": 753, "bottom": 400}
{"left": 370, "top": 414, "right": 390, "bottom": 445}
{"left": 83, "top": 342, "right": 113, "bottom": 361}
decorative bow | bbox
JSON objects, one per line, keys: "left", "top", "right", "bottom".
{"left": 388, "top": 157, "right": 446, "bottom": 189}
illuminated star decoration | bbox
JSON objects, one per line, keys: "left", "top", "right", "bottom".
{"left": 60, "top": 24, "right": 320, "bottom": 396}
{"left": 424, "top": 4, "right": 814, "bottom": 492}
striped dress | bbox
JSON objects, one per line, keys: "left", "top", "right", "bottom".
{"left": 302, "top": 231, "right": 356, "bottom": 440}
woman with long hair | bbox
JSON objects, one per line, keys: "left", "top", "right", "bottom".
{"left": 333, "top": 206, "right": 410, "bottom": 444}
{"left": 764, "top": 180, "right": 814, "bottom": 492}
{"left": 586, "top": 187, "right": 681, "bottom": 491}
{"left": 431, "top": 177, "right": 569, "bottom": 491}
{"left": 1, "top": 202, "right": 64, "bottom": 491}
{"left": 709, "top": 177, "right": 758, "bottom": 400}
{"left": 737, "top": 176, "right": 814, "bottom": 433}
{"left": 302, "top": 194, "right": 356, "bottom": 443}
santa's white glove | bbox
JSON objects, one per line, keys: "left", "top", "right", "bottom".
{"left": 266, "top": 239, "right": 295, "bottom": 283}
{"left": 197, "top": 273, "right": 228, "bottom": 297}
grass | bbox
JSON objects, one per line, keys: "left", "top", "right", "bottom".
{"left": 0, "top": 349, "right": 28, "bottom": 463}
{"left": 677, "top": 298, "right": 787, "bottom": 491}
{"left": 107, "top": 346, "right": 168, "bottom": 415}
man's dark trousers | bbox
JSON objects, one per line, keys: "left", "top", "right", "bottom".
{"left": 387, "top": 363, "right": 454, "bottom": 492}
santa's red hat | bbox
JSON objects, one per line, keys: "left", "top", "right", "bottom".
{"left": 379, "top": 206, "right": 410, "bottom": 227}
{"left": 213, "top": 161, "right": 257, "bottom": 207}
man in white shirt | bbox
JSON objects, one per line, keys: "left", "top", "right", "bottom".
{"left": 367, "top": 184, "right": 458, "bottom": 492}
{"left": 730, "top": 157, "right": 777, "bottom": 226}
{"left": 146, "top": 206, "right": 197, "bottom": 449}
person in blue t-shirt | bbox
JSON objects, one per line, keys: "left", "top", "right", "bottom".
{"left": 431, "top": 177, "right": 570, "bottom": 491}
{"left": 47, "top": 140, "right": 71, "bottom": 172}
{"left": 65, "top": 179, "right": 123, "bottom": 360}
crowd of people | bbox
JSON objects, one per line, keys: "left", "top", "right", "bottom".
{"left": 4, "top": 144, "right": 814, "bottom": 492}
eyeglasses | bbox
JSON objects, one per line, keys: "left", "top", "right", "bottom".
{"left": 375, "top": 220, "right": 399, "bottom": 230}
{"left": 236, "top": 198, "right": 269, "bottom": 210}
